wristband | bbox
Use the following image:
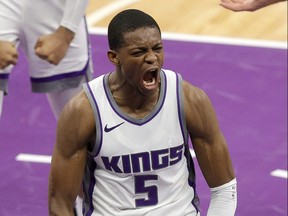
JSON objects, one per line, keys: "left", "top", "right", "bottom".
{"left": 207, "top": 178, "right": 237, "bottom": 216}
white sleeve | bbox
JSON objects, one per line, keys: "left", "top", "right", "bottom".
{"left": 60, "top": 0, "right": 89, "bottom": 33}
{"left": 207, "top": 178, "right": 237, "bottom": 216}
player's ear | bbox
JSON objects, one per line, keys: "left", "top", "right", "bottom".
{"left": 107, "top": 50, "right": 119, "bottom": 66}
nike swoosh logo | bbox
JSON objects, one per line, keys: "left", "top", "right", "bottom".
{"left": 104, "top": 122, "right": 125, "bottom": 132}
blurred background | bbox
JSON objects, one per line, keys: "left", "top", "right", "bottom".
{"left": 87, "top": 0, "right": 287, "bottom": 41}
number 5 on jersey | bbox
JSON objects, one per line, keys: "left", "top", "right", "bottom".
{"left": 134, "top": 175, "right": 158, "bottom": 207}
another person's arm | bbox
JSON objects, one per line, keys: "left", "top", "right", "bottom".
{"left": 0, "top": 40, "right": 18, "bottom": 69}
{"left": 48, "top": 91, "right": 94, "bottom": 216}
{"left": 220, "top": 0, "right": 287, "bottom": 12}
{"left": 184, "top": 81, "right": 237, "bottom": 215}
{"left": 34, "top": 0, "right": 89, "bottom": 65}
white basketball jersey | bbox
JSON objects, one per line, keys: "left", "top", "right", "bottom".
{"left": 83, "top": 69, "right": 199, "bottom": 216}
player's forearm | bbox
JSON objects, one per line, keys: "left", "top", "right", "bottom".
{"left": 48, "top": 182, "right": 76, "bottom": 216}
{"left": 48, "top": 148, "right": 81, "bottom": 216}
{"left": 61, "top": 0, "right": 89, "bottom": 33}
{"left": 49, "top": 200, "right": 74, "bottom": 216}
{"left": 56, "top": 26, "right": 75, "bottom": 45}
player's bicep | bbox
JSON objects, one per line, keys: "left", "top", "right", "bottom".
{"left": 56, "top": 91, "right": 93, "bottom": 157}
{"left": 49, "top": 91, "right": 93, "bottom": 193}
{"left": 183, "top": 81, "right": 219, "bottom": 138}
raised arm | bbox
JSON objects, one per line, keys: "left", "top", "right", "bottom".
{"left": 183, "top": 81, "right": 237, "bottom": 215}
{"left": 220, "top": 0, "right": 287, "bottom": 12}
{"left": 48, "top": 90, "right": 95, "bottom": 216}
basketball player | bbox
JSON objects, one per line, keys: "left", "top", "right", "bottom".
{"left": 0, "top": 0, "right": 93, "bottom": 118}
{"left": 220, "top": 0, "right": 287, "bottom": 11}
{"left": 48, "top": 9, "right": 237, "bottom": 216}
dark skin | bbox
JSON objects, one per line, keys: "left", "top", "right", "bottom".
{"left": 48, "top": 27, "right": 235, "bottom": 215}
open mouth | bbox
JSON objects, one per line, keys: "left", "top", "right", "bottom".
{"left": 143, "top": 69, "right": 158, "bottom": 87}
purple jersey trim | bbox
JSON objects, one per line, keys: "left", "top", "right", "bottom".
{"left": 103, "top": 70, "right": 167, "bottom": 126}
{"left": 86, "top": 82, "right": 103, "bottom": 157}
{"left": 30, "top": 61, "right": 89, "bottom": 83}
{"left": 0, "top": 73, "right": 9, "bottom": 79}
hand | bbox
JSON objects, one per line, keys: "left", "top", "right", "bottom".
{"left": 0, "top": 40, "right": 18, "bottom": 69}
{"left": 220, "top": 0, "right": 285, "bottom": 12}
{"left": 34, "top": 26, "right": 75, "bottom": 65}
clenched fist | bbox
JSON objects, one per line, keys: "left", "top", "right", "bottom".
{"left": 34, "top": 26, "right": 75, "bottom": 65}
{"left": 0, "top": 40, "right": 18, "bottom": 69}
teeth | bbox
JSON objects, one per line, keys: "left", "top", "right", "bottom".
{"left": 144, "top": 77, "right": 156, "bottom": 86}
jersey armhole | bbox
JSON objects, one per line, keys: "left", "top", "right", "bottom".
{"left": 83, "top": 82, "right": 103, "bottom": 157}
{"left": 176, "top": 73, "right": 189, "bottom": 144}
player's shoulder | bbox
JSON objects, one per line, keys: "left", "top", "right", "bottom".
{"left": 183, "top": 80, "right": 208, "bottom": 102}
{"left": 161, "top": 69, "right": 210, "bottom": 103}
{"left": 63, "top": 90, "right": 92, "bottom": 118}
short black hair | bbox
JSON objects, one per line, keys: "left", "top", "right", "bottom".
{"left": 108, "top": 9, "right": 161, "bottom": 50}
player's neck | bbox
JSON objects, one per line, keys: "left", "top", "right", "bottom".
{"left": 109, "top": 72, "right": 160, "bottom": 118}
